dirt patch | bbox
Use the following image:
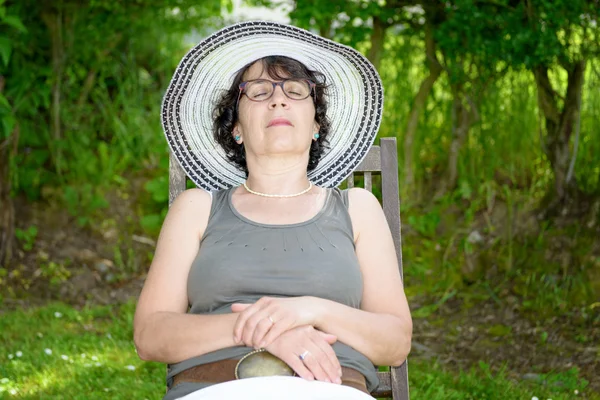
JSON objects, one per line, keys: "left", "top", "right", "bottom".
{"left": 411, "top": 295, "right": 599, "bottom": 394}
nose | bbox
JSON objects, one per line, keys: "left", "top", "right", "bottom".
{"left": 268, "top": 84, "right": 289, "bottom": 108}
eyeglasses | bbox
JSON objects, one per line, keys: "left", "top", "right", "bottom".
{"left": 237, "top": 79, "right": 316, "bottom": 104}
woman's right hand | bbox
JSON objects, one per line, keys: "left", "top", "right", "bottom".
{"left": 265, "top": 325, "right": 342, "bottom": 384}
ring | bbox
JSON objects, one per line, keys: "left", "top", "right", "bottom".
{"left": 268, "top": 316, "right": 275, "bottom": 324}
{"left": 299, "top": 350, "right": 309, "bottom": 361}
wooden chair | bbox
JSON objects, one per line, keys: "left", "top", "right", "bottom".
{"left": 168, "top": 137, "right": 409, "bottom": 400}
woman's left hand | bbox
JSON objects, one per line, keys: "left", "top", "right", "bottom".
{"left": 231, "top": 296, "right": 322, "bottom": 349}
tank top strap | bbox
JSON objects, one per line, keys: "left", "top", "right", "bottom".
{"left": 339, "top": 188, "right": 350, "bottom": 209}
{"left": 207, "top": 187, "right": 232, "bottom": 221}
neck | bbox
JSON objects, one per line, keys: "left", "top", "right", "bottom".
{"left": 244, "top": 154, "right": 312, "bottom": 195}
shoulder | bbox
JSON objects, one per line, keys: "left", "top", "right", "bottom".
{"left": 345, "top": 188, "right": 384, "bottom": 238}
{"left": 165, "top": 188, "right": 213, "bottom": 223}
{"left": 171, "top": 188, "right": 212, "bottom": 205}
{"left": 346, "top": 187, "right": 381, "bottom": 213}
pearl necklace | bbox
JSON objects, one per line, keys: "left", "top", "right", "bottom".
{"left": 243, "top": 181, "right": 313, "bottom": 198}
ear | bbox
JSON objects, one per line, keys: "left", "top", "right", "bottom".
{"left": 312, "top": 122, "right": 320, "bottom": 141}
{"left": 233, "top": 125, "right": 243, "bottom": 143}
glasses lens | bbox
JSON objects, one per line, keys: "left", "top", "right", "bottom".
{"left": 245, "top": 80, "right": 274, "bottom": 101}
{"left": 283, "top": 80, "right": 311, "bottom": 99}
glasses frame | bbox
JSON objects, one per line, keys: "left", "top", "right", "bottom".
{"left": 236, "top": 78, "right": 316, "bottom": 108}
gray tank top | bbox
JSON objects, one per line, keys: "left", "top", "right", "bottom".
{"left": 165, "top": 186, "right": 378, "bottom": 396}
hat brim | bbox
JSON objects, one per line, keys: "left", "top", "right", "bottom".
{"left": 161, "top": 20, "right": 383, "bottom": 191}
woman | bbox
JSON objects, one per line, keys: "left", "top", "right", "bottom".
{"left": 133, "top": 21, "right": 412, "bottom": 400}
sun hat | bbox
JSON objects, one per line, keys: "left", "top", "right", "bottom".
{"left": 161, "top": 20, "right": 383, "bottom": 191}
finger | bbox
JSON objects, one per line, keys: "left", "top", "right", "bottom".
{"left": 251, "top": 316, "right": 276, "bottom": 348}
{"left": 311, "top": 333, "right": 342, "bottom": 383}
{"left": 233, "top": 297, "right": 272, "bottom": 341}
{"left": 259, "top": 316, "right": 295, "bottom": 348}
{"left": 299, "top": 347, "right": 330, "bottom": 383}
{"left": 317, "top": 331, "right": 337, "bottom": 345}
{"left": 241, "top": 308, "right": 272, "bottom": 347}
{"left": 233, "top": 304, "right": 261, "bottom": 343}
{"left": 284, "top": 354, "right": 314, "bottom": 381}
{"left": 231, "top": 303, "right": 252, "bottom": 313}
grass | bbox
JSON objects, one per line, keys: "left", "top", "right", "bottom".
{"left": 1, "top": 302, "right": 595, "bottom": 399}
{"left": 0, "top": 302, "right": 163, "bottom": 399}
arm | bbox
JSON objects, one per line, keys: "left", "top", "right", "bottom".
{"left": 133, "top": 189, "right": 238, "bottom": 364}
{"left": 311, "top": 187, "right": 412, "bottom": 366}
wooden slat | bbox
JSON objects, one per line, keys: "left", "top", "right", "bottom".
{"left": 364, "top": 172, "right": 372, "bottom": 192}
{"left": 379, "top": 137, "right": 409, "bottom": 400}
{"left": 380, "top": 138, "right": 403, "bottom": 280}
{"left": 354, "top": 145, "right": 381, "bottom": 172}
{"left": 169, "top": 150, "right": 186, "bottom": 207}
{"left": 346, "top": 173, "right": 354, "bottom": 188}
{"left": 391, "top": 361, "right": 410, "bottom": 400}
{"left": 372, "top": 371, "right": 392, "bottom": 398}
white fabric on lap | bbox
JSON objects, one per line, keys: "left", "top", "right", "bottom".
{"left": 176, "top": 376, "right": 372, "bottom": 400}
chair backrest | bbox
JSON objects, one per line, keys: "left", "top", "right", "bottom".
{"left": 168, "top": 137, "right": 409, "bottom": 400}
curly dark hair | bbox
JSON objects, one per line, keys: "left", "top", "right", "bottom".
{"left": 212, "top": 56, "right": 331, "bottom": 177}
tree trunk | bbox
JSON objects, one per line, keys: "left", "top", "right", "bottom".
{"left": 533, "top": 60, "right": 586, "bottom": 202}
{"left": 403, "top": 22, "right": 443, "bottom": 191}
{"left": 0, "top": 76, "right": 18, "bottom": 266}
{"left": 366, "top": 15, "right": 388, "bottom": 71}
{"left": 446, "top": 96, "right": 471, "bottom": 191}
{"left": 42, "top": 9, "right": 65, "bottom": 174}
{"left": 435, "top": 86, "right": 479, "bottom": 198}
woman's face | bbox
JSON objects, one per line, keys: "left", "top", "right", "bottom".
{"left": 233, "top": 61, "right": 319, "bottom": 160}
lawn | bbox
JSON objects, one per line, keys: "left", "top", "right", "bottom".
{"left": 0, "top": 302, "right": 593, "bottom": 399}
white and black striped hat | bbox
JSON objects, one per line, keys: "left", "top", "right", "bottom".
{"left": 161, "top": 20, "right": 383, "bottom": 191}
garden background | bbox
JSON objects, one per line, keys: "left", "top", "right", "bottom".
{"left": 0, "top": 0, "right": 598, "bottom": 398}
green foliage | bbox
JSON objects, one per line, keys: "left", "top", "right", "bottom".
{"left": 39, "top": 261, "right": 71, "bottom": 287}
{"left": 14, "top": 226, "right": 37, "bottom": 251}
{"left": 2, "top": 0, "right": 223, "bottom": 205}
{"left": 63, "top": 184, "right": 109, "bottom": 227}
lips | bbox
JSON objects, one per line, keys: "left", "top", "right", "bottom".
{"left": 267, "top": 117, "right": 293, "bottom": 127}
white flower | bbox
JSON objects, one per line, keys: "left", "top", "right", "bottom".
{"left": 91, "top": 355, "right": 98, "bottom": 361}
{"left": 37, "top": 332, "right": 43, "bottom": 338}
{"left": 54, "top": 312, "right": 62, "bottom": 318}
{"left": 8, "top": 354, "right": 13, "bottom": 359}
{"left": 0, "top": 378, "right": 9, "bottom": 384}
{"left": 15, "top": 351, "right": 22, "bottom": 358}
{"left": 44, "top": 348, "right": 52, "bottom": 355}
{"left": 104, "top": 388, "right": 110, "bottom": 392}
{"left": 106, "top": 333, "right": 112, "bottom": 339}
{"left": 125, "top": 365, "right": 136, "bottom": 371}
{"left": 61, "top": 355, "right": 69, "bottom": 361}
{"left": 95, "top": 362, "right": 102, "bottom": 367}
{"left": 532, "top": 397, "right": 539, "bottom": 400}
{"left": 574, "top": 390, "right": 579, "bottom": 395}
{"left": 9, "top": 388, "right": 17, "bottom": 395}
{"left": 80, "top": 353, "right": 86, "bottom": 358}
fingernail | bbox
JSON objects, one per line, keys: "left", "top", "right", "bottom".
{"left": 338, "top": 369, "right": 342, "bottom": 376}
{"left": 258, "top": 341, "right": 265, "bottom": 348}
{"left": 335, "top": 377, "right": 342, "bottom": 384}
{"left": 325, "top": 378, "right": 331, "bottom": 383}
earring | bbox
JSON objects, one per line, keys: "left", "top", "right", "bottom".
{"left": 313, "top": 132, "right": 320, "bottom": 139}
{"left": 235, "top": 135, "right": 241, "bottom": 141}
